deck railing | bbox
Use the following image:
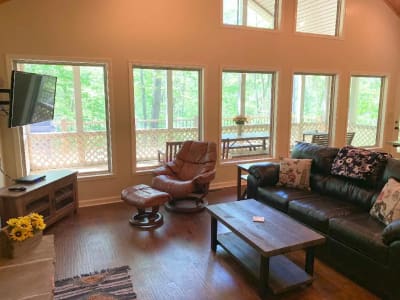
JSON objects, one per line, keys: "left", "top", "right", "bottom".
{"left": 26, "top": 119, "right": 381, "bottom": 171}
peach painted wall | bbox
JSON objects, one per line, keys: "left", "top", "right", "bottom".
{"left": 0, "top": 0, "right": 399, "bottom": 205}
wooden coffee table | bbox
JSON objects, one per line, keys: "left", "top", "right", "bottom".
{"left": 206, "top": 199, "right": 325, "bottom": 297}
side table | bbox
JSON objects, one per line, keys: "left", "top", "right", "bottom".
{"left": 236, "top": 162, "right": 267, "bottom": 200}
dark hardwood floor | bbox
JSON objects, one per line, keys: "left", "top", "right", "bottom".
{"left": 46, "top": 187, "right": 379, "bottom": 300}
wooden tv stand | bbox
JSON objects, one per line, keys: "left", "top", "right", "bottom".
{"left": 0, "top": 170, "right": 78, "bottom": 227}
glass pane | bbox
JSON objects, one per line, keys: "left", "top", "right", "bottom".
{"left": 221, "top": 71, "right": 273, "bottom": 160}
{"left": 172, "top": 70, "right": 199, "bottom": 129}
{"left": 223, "top": 0, "right": 276, "bottom": 29}
{"left": 133, "top": 67, "right": 200, "bottom": 168}
{"left": 247, "top": 0, "right": 276, "bottom": 29}
{"left": 133, "top": 68, "right": 167, "bottom": 129}
{"left": 80, "top": 66, "right": 107, "bottom": 131}
{"left": 296, "top": 0, "right": 339, "bottom": 36}
{"left": 290, "top": 74, "right": 333, "bottom": 148}
{"left": 223, "top": 0, "right": 241, "bottom": 25}
{"left": 15, "top": 61, "right": 111, "bottom": 174}
{"left": 347, "top": 76, "right": 383, "bottom": 147}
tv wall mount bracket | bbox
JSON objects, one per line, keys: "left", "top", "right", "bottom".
{"left": 0, "top": 88, "right": 10, "bottom": 105}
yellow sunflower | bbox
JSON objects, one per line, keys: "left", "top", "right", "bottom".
{"left": 6, "top": 218, "right": 19, "bottom": 227}
{"left": 29, "top": 213, "right": 46, "bottom": 230}
{"left": 17, "top": 216, "right": 33, "bottom": 232}
{"left": 9, "top": 227, "right": 30, "bottom": 242}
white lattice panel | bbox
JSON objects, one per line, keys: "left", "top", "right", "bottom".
{"left": 28, "top": 132, "right": 109, "bottom": 171}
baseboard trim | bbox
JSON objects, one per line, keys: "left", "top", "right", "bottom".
{"left": 79, "top": 196, "right": 122, "bottom": 208}
{"left": 78, "top": 181, "right": 237, "bottom": 208}
{"left": 210, "top": 180, "right": 236, "bottom": 190}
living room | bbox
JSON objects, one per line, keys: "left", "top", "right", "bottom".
{"left": 0, "top": 0, "right": 400, "bottom": 299}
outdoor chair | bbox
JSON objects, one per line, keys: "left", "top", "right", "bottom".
{"left": 152, "top": 140, "right": 217, "bottom": 213}
{"left": 311, "top": 133, "right": 329, "bottom": 146}
{"left": 157, "top": 141, "right": 184, "bottom": 163}
{"left": 346, "top": 132, "right": 355, "bottom": 145}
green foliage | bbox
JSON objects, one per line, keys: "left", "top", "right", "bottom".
{"left": 350, "top": 77, "right": 382, "bottom": 126}
{"left": 222, "top": 71, "right": 272, "bottom": 125}
{"left": 18, "top": 63, "right": 108, "bottom": 132}
{"left": 133, "top": 68, "right": 200, "bottom": 129}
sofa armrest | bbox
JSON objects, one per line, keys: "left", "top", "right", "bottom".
{"left": 248, "top": 162, "right": 280, "bottom": 187}
{"left": 382, "top": 219, "right": 400, "bottom": 245}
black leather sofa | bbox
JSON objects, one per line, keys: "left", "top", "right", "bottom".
{"left": 246, "top": 142, "right": 400, "bottom": 299}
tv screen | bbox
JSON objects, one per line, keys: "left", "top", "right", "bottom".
{"left": 8, "top": 70, "right": 57, "bottom": 128}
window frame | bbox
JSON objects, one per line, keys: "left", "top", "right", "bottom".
{"left": 294, "top": 0, "right": 344, "bottom": 38}
{"left": 131, "top": 63, "right": 204, "bottom": 171}
{"left": 222, "top": 0, "right": 281, "bottom": 31}
{"left": 347, "top": 74, "right": 386, "bottom": 148}
{"left": 220, "top": 68, "right": 277, "bottom": 161}
{"left": 11, "top": 58, "right": 113, "bottom": 177}
{"left": 290, "top": 72, "right": 337, "bottom": 147}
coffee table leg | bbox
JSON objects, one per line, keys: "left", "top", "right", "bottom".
{"left": 211, "top": 216, "right": 218, "bottom": 251}
{"left": 237, "top": 166, "right": 242, "bottom": 200}
{"left": 305, "top": 247, "right": 315, "bottom": 275}
{"left": 259, "top": 256, "right": 269, "bottom": 297}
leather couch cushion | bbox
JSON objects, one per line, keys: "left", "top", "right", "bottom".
{"left": 382, "top": 158, "right": 400, "bottom": 186}
{"left": 256, "top": 186, "right": 317, "bottom": 212}
{"left": 310, "top": 173, "right": 378, "bottom": 211}
{"left": 291, "top": 142, "right": 339, "bottom": 176}
{"left": 288, "top": 197, "right": 362, "bottom": 233}
{"left": 329, "top": 214, "right": 388, "bottom": 265}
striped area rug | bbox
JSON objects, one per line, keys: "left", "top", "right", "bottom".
{"left": 54, "top": 265, "right": 137, "bottom": 300}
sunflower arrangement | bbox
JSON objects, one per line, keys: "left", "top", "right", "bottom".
{"left": 233, "top": 115, "right": 248, "bottom": 125}
{"left": 5, "top": 213, "right": 46, "bottom": 242}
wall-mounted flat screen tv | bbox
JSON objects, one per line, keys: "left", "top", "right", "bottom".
{"left": 8, "top": 70, "right": 57, "bottom": 128}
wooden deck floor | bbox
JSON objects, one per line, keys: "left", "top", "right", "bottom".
{"left": 46, "top": 187, "right": 379, "bottom": 300}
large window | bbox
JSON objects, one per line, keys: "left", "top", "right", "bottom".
{"left": 133, "top": 66, "right": 201, "bottom": 168}
{"left": 223, "top": 0, "right": 278, "bottom": 29}
{"left": 296, "top": 0, "right": 342, "bottom": 36}
{"left": 221, "top": 71, "right": 274, "bottom": 160}
{"left": 347, "top": 76, "right": 385, "bottom": 148}
{"left": 290, "top": 74, "right": 335, "bottom": 147}
{"left": 15, "top": 61, "right": 112, "bottom": 175}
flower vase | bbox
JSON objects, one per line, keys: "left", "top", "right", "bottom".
{"left": 237, "top": 124, "right": 244, "bottom": 136}
{"left": 0, "top": 228, "right": 43, "bottom": 259}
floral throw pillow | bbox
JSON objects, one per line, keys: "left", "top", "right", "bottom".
{"left": 330, "top": 146, "right": 391, "bottom": 180}
{"left": 370, "top": 178, "right": 400, "bottom": 225}
{"left": 277, "top": 158, "right": 312, "bottom": 190}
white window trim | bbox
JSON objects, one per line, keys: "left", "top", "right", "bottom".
{"left": 7, "top": 56, "right": 114, "bottom": 178}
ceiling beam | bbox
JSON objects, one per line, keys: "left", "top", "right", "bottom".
{"left": 384, "top": 0, "right": 400, "bottom": 17}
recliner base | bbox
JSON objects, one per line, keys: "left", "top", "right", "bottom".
{"left": 165, "top": 196, "right": 208, "bottom": 213}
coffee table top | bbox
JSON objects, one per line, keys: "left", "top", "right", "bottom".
{"left": 206, "top": 199, "right": 325, "bottom": 256}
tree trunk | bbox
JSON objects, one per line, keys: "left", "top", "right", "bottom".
{"left": 152, "top": 73, "right": 162, "bottom": 129}
{"left": 139, "top": 70, "right": 147, "bottom": 129}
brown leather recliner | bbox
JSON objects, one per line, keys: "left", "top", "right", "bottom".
{"left": 152, "top": 140, "right": 217, "bottom": 212}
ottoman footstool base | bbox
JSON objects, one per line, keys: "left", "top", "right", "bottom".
{"left": 121, "top": 184, "right": 171, "bottom": 229}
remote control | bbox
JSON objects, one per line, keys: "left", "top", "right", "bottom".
{"left": 8, "top": 186, "right": 27, "bottom": 192}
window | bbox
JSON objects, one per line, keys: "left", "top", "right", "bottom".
{"left": 133, "top": 66, "right": 201, "bottom": 168}
{"left": 347, "top": 76, "right": 385, "bottom": 148}
{"left": 296, "top": 0, "right": 342, "bottom": 36}
{"left": 223, "top": 0, "right": 278, "bottom": 29}
{"left": 221, "top": 71, "right": 274, "bottom": 160}
{"left": 290, "top": 74, "right": 335, "bottom": 147}
{"left": 15, "top": 61, "right": 112, "bottom": 175}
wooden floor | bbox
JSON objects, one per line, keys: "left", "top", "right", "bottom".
{"left": 46, "top": 187, "right": 379, "bottom": 300}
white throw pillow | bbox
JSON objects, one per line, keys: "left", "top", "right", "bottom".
{"left": 277, "top": 158, "right": 312, "bottom": 190}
